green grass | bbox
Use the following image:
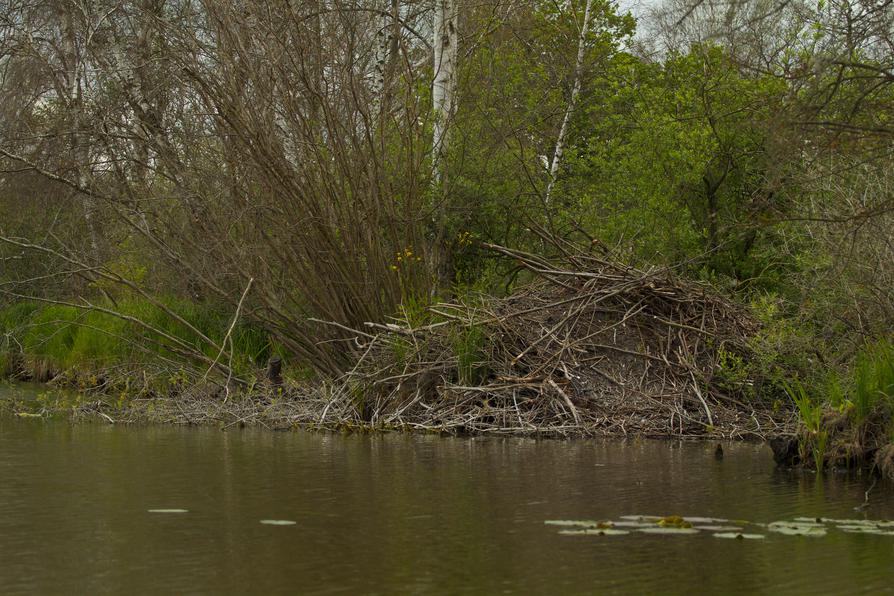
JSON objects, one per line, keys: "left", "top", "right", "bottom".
{"left": 20, "top": 305, "right": 82, "bottom": 367}
{"left": 451, "top": 323, "right": 489, "bottom": 385}
{"left": 0, "top": 298, "right": 277, "bottom": 381}
{"left": 784, "top": 379, "right": 825, "bottom": 470}
{"left": 851, "top": 339, "right": 894, "bottom": 424}
{"left": 783, "top": 340, "right": 894, "bottom": 473}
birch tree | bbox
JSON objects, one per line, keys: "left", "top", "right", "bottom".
{"left": 544, "top": 0, "right": 593, "bottom": 204}
{"left": 432, "top": 0, "right": 458, "bottom": 182}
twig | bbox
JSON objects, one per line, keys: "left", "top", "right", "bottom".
{"left": 204, "top": 277, "right": 254, "bottom": 402}
{"left": 548, "top": 379, "right": 581, "bottom": 426}
{"left": 854, "top": 476, "right": 878, "bottom": 511}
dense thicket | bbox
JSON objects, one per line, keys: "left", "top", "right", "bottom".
{"left": 0, "top": 0, "right": 891, "bottom": 440}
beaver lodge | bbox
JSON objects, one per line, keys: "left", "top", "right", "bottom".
{"left": 6, "top": 238, "right": 795, "bottom": 443}
{"left": 337, "top": 241, "right": 793, "bottom": 439}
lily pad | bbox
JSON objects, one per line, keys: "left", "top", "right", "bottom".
{"left": 767, "top": 522, "right": 826, "bottom": 537}
{"left": 714, "top": 532, "right": 765, "bottom": 540}
{"left": 695, "top": 525, "right": 744, "bottom": 532}
{"left": 823, "top": 518, "right": 873, "bottom": 527}
{"left": 544, "top": 520, "right": 598, "bottom": 527}
{"left": 260, "top": 519, "right": 296, "bottom": 526}
{"left": 559, "top": 529, "right": 630, "bottom": 536}
{"left": 657, "top": 515, "right": 693, "bottom": 528}
{"left": 610, "top": 521, "right": 655, "bottom": 528}
{"left": 638, "top": 527, "right": 700, "bottom": 535}
{"left": 683, "top": 516, "right": 730, "bottom": 524}
{"left": 620, "top": 515, "right": 663, "bottom": 522}
{"left": 768, "top": 520, "right": 824, "bottom": 529}
{"left": 148, "top": 509, "right": 188, "bottom": 513}
{"left": 840, "top": 526, "right": 894, "bottom": 536}
{"left": 823, "top": 518, "right": 894, "bottom": 528}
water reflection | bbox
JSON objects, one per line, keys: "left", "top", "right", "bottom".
{"left": 1, "top": 402, "right": 893, "bottom": 594}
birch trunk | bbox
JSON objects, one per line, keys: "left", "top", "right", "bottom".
{"left": 371, "top": 1, "right": 389, "bottom": 115}
{"left": 432, "top": 0, "right": 458, "bottom": 183}
{"left": 372, "top": 0, "right": 401, "bottom": 127}
{"left": 545, "top": 0, "right": 593, "bottom": 204}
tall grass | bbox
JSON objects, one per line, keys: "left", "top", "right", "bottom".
{"left": 851, "top": 339, "right": 894, "bottom": 424}
{"left": 0, "top": 299, "right": 276, "bottom": 382}
{"left": 451, "top": 324, "right": 489, "bottom": 385}
{"left": 783, "top": 340, "right": 894, "bottom": 474}
{"left": 784, "top": 379, "right": 827, "bottom": 471}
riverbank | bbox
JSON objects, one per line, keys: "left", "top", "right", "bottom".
{"left": 0, "top": 246, "right": 797, "bottom": 439}
{"left": 5, "top": 245, "right": 891, "bottom": 477}
{"left": 0, "top": 377, "right": 794, "bottom": 439}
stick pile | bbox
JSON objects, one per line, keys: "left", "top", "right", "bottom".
{"left": 344, "top": 240, "right": 791, "bottom": 438}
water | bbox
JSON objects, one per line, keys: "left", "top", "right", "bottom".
{"left": 2, "top": 389, "right": 894, "bottom": 594}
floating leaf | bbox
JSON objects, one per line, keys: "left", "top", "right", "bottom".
{"left": 544, "top": 520, "right": 598, "bottom": 527}
{"left": 769, "top": 520, "right": 824, "bottom": 529}
{"left": 148, "top": 509, "right": 188, "bottom": 514}
{"left": 695, "top": 525, "right": 744, "bottom": 532}
{"left": 638, "top": 527, "right": 700, "bottom": 535}
{"left": 840, "top": 527, "right": 881, "bottom": 534}
{"left": 559, "top": 529, "right": 630, "bottom": 536}
{"left": 767, "top": 523, "right": 826, "bottom": 537}
{"left": 611, "top": 521, "right": 655, "bottom": 528}
{"left": 658, "top": 515, "right": 693, "bottom": 528}
{"left": 840, "top": 527, "right": 894, "bottom": 536}
{"left": 620, "top": 515, "right": 663, "bottom": 522}
{"left": 683, "top": 516, "right": 730, "bottom": 524}
{"left": 714, "top": 532, "right": 765, "bottom": 540}
{"left": 260, "top": 519, "right": 296, "bottom": 526}
{"left": 824, "top": 518, "right": 876, "bottom": 526}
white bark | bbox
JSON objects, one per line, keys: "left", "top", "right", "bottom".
{"left": 372, "top": 0, "right": 401, "bottom": 124}
{"left": 545, "top": 0, "right": 593, "bottom": 204}
{"left": 371, "top": 1, "right": 389, "bottom": 114}
{"left": 432, "top": 0, "right": 458, "bottom": 182}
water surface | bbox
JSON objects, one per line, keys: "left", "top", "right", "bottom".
{"left": 2, "top": 386, "right": 893, "bottom": 594}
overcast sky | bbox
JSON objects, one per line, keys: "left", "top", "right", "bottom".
{"left": 618, "top": 0, "right": 660, "bottom": 20}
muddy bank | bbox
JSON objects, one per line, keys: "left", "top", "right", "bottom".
{"left": 2, "top": 377, "right": 790, "bottom": 440}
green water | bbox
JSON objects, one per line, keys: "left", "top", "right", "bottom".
{"left": 1, "top": 387, "right": 893, "bottom": 594}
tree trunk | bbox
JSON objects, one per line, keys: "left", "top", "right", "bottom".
{"left": 545, "top": 0, "right": 593, "bottom": 205}
{"left": 432, "top": 0, "right": 458, "bottom": 183}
